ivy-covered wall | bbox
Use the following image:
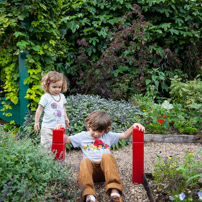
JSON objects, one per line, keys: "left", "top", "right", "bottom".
{"left": 0, "top": 0, "right": 201, "bottom": 124}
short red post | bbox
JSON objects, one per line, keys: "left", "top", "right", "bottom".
{"left": 52, "top": 128, "right": 66, "bottom": 161}
{"left": 132, "top": 126, "right": 144, "bottom": 184}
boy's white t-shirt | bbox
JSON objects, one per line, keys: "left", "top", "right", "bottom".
{"left": 69, "top": 131, "right": 120, "bottom": 161}
{"left": 39, "top": 93, "right": 67, "bottom": 129}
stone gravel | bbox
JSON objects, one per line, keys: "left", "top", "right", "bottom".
{"left": 63, "top": 142, "right": 202, "bottom": 202}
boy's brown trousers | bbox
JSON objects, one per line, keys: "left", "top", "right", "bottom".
{"left": 78, "top": 153, "right": 123, "bottom": 202}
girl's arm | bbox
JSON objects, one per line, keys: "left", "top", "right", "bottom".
{"left": 119, "top": 123, "right": 145, "bottom": 140}
{"left": 63, "top": 105, "right": 69, "bottom": 127}
{"left": 34, "top": 104, "right": 44, "bottom": 132}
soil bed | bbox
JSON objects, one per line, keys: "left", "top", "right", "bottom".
{"left": 146, "top": 173, "right": 202, "bottom": 202}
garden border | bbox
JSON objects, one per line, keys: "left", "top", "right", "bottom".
{"left": 143, "top": 173, "right": 156, "bottom": 202}
{"left": 144, "top": 134, "right": 202, "bottom": 144}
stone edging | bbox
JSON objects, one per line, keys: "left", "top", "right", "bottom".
{"left": 144, "top": 134, "right": 202, "bottom": 143}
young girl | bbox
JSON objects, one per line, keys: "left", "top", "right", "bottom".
{"left": 34, "top": 71, "right": 69, "bottom": 153}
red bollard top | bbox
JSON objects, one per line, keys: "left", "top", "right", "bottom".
{"left": 133, "top": 126, "right": 144, "bottom": 142}
{"left": 52, "top": 128, "right": 66, "bottom": 143}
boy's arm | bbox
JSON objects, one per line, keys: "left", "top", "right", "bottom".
{"left": 65, "top": 136, "right": 71, "bottom": 144}
{"left": 34, "top": 104, "right": 44, "bottom": 132}
{"left": 119, "top": 123, "right": 145, "bottom": 140}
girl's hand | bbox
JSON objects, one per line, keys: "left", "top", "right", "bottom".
{"left": 133, "top": 123, "right": 145, "bottom": 132}
{"left": 54, "top": 124, "right": 65, "bottom": 130}
{"left": 34, "top": 122, "right": 40, "bottom": 132}
{"left": 65, "top": 118, "right": 69, "bottom": 127}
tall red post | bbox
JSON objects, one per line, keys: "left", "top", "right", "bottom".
{"left": 132, "top": 126, "right": 144, "bottom": 184}
{"left": 52, "top": 128, "right": 66, "bottom": 161}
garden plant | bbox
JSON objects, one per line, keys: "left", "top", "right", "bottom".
{"left": 0, "top": 125, "right": 82, "bottom": 202}
{"left": 152, "top": 147, "right": 202, "bottom": 201}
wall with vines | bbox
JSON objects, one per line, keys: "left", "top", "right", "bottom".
{"left": 0, "top": 0, "right": 201, "bottom": 125}
{"left": 0, "top": 0, "right": 64, "bottom": 116}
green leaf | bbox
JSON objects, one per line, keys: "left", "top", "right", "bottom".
{"left": 13, "top": 31, "right": 26, "bottom": 38}
{"left": 32, "top": 46, "right": 40, "bottom": 52}
{"left": 169, "top": 28, "right": 179, "bottom": 35}
{"left": 175, "top": 18, "right": 184, "bottom": 26}
{"left": 16, "top": 40, "right": 29, "bottom": 49}
{"left": 146, "top": 79, "right": 151, "bottom": 85}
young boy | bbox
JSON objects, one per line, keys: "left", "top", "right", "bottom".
{"left": 55, "top": 111, "right": 145, "bottom": 202}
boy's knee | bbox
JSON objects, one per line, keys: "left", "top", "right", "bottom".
{"left": 101, "top": 153, "right": 115, "bottom": 162}
{"left": 80, "top": 158, "right": 92, "bottom": 168}
{"left": 102, "top": 153, "right": 111, "bottom": 159}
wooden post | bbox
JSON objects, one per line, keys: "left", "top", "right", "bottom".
{"left": 132, "top": 126, "right": 144, "bottom": 184}
{"left": 52, "top": 128, "right": 66, "bottom": 161}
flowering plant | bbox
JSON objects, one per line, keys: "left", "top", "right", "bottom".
{"left": 131, "top": 95, "right": 202, "bottom": 135}
{"left": 152, "top": 147, "right": 202, "bottom": 201}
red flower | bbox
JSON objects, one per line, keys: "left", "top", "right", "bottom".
{"left": 163, "top": 114, "right": 167, "bottom": 118}
{"left": 157, "top": 119, "right": 164, "bottom": 124}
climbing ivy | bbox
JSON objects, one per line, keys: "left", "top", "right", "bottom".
{"left": 0, "top": 0, "right": 201, "bottom": 126}
{"left": 0, "top": 0, "right": 64, "bottom": 114}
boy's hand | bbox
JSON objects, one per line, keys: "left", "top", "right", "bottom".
{"left": 34, "top": 122, "right": 40, "bottom": 132}
{"left": 133, "top": 123, "right": 145, "bottom": 132}
{"left": 65, "top": 118, "right": 69, "bottom": 127}
{"left": 119, "top": 123, "right": 145, "bottom": 140}
{"left": 54, "top": 124, "right": 65, "bottom": 130}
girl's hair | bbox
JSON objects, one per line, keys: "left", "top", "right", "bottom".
{"left": 85, "top": 111, "right": 112, "bottom": 133}
{"left": 41, "top": 71, "right": 69, "bottom": 93}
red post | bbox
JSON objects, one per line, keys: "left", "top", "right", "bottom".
{"left": 132, "top": 126, "right": 144, "bottom": 184}
{"left": 52, "top": 128, "right": 66, "bottom": 161}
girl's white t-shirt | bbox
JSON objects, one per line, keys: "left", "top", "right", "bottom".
{"left": 39, "top": 93, "right": 67, "bottom": 129}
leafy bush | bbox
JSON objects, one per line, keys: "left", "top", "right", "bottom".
{"left": 71, "top": 4, "right": 155, "bottom": 99}
{"left": 22, "top": 94, "right": 142, "bottom": 150}
{"left": 137, "top": 0, "right": 202, "bottom": 79}
{"left": 131, "top": 94, "right": 202, "bottom": 135}
{"left": 170, "top": 76, "right": 202, "bottom": 110}
{"left": 0, "top": 125, "right": 80, "bottom": 201}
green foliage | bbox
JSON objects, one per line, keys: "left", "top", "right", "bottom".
{"left": 72, "top": 5, "right": 158, "bottom": 99}
{"left": 21, "top": 94, "right": 143, "bottom": 150}
{"left": 0, "top": 125, "right": 80, "bottom": 201}
{"left": 0, "top": 0, "right": 64, "bottom": 113}
{"left": 131, "top": 92, "right": 202, "bottom": 135}
{"left": 170, "top": 76, "right": 202, "bottom": 110}
{"left": 1, "top": 0, "right": 202, "bottom": 127}
{"left": 153, "top": 147, "right": 202, "bottom": 201}
{"left": 137, "top": 0, "right": 202, "bottom": 78}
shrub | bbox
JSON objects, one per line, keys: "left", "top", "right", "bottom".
{"left": 0, "top": 125, "right": 80, "bottom": 201}
{"left": 170, "top": 76, "right": 202, "bottom": 110}
{"left": 21, "top": 94, "right": 143, "bottom": 150}
{"left": 131, "top": 94, "right": 202, "bottom": 135}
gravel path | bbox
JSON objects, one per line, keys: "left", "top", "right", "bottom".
{"left": 64, "top": 142, "right": 202, "bottom": 202}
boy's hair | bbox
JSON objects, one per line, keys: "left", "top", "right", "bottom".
{"left": 41, "top": 71, "right": 69, "bottom": 93}
{"left": 85, "top": 111, "right": 112, "bottom": 133}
